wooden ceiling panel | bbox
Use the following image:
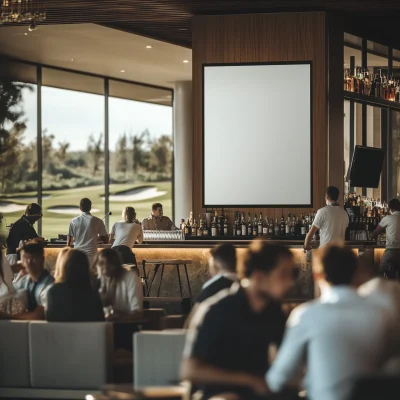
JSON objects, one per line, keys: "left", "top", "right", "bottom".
{"left": 2, "top": 0, "right": 400, "bottom": 48}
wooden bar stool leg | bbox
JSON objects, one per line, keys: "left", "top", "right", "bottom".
{"left": 157, "top": 264, "right": 165, "bottom": 297}
{"left": 176, "top": 264, "right": 183, "bottom": 298}
{"left": 141, "top": 260, "right": 149, "bottom": 296}
{"left": 147, "top": 264, "right": 160, "bottom": 297}
{"left": 184, "top": 264, "right": 192, "bottom": 297}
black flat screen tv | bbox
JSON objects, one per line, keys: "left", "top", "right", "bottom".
{"left": 347, "top": 145, "right": 385, "bottom": 188}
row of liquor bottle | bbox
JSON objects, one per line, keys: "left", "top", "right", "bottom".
{"left": 344, "top": 193, "right": 389, "bottom": 218}
{"left": 344, "top": 67, "right": 400, "bottom": 102}
{"left": 348, "top": 216, "right": 385, "bottom": 241}
{"left": 180, "top": 211, "right": 318, "bottom": 238}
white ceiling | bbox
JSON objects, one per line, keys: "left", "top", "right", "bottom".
{"left": 0, "top": 23, "right": 192, "bottom": 89}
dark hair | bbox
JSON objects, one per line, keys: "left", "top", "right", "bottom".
{"left": 152, "top": 203, "right": 163, "bottom": 211}
{"left": 58, "top": 249, "right": 92, "bottom": 286}
{"left": 244, "top": 241, "right": 293, "bottom": 278}
{"left": 389, "top": 198, "right": 400, "bottom": 212}
{"left": 326, "top": 186, "right": 340, "bottom": 202}
{"left": 20, "top": 240, "right": 45, "bottom": 258}
{"left": 96, "top": 248, "right": 124, "bottom": 280}
{"left": 210, "top": 243, "right": 237, "bottom": 273}
{"left": 320, "top": 245, "right": 358, "bottom": 285}
{"left": 25, "top": 203, "right": 42, "bottom": 216}
{"left": 80, "top": 198, "right": 92, "bottom": 212}
{"left": 123, "top": 206, "right": 136, "bottom": 223}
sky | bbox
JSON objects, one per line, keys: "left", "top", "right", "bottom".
{"left": 19, "top": 85, "right": 173, "bottom": 151}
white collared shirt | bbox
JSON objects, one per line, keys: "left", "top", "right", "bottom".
{"left": 202, "top": 272, "right": 238, "bottom": 290}
{"left": 379, "top": 211, "right": 400, "bottom": 249}
{"left": 266, "top": 286, "right": 394, "bottom": 400}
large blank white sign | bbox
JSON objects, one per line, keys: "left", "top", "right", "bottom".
{"left": 203, "top": 63, "right": 312, "bottom": 207}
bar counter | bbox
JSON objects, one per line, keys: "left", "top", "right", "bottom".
{"left": 43, "top": 240, "right": 386, "bottom": 301}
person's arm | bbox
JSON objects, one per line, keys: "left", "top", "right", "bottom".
{"left": 181, "top": 358, "right": 268, "bottom": 395}
{"left": 136, "top": 225, "right": 144, "bottom": 244}
{"left": 169, "top": 218, "right": 178, "bottom": 231}
{"left": 109, "top": 223, "right": 116, "bottom": 246}
{"left": 99, "top": 221, "right": 109, "bottom": 244}
{"left": 304, "top": 226, "right": 318, "bottom": 251}
{"left": 266, "top": 306, "right": 309, "bottom": 393}
{"left": 371, "top": 225, "right": 385, "bottom": 240}
{"left": 67, "top": 222, "right": 74, "bottom": 247}
{"left": 13, "top": 305, "right": 45, "bottom": 320}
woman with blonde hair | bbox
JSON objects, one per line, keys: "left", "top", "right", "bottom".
{"left": 53, "top": 247, "right": 71, "bottom": 281}
{"left": 110, "top": 206, "right": 143, "bottom": 265}
{"left": 46, "top": 249, "right": 104, "bottom": 322}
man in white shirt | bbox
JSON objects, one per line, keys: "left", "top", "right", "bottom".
{"left": 304, "top": 186, "right": 349, "bottom": 251}
{"left": 67, "top": 198, "right": 109, "bottom": 266}
{"left": 372, "top": 198, "right": 400, "bottom": 279}
{"left": 266, "top": 245, "right": 394, "bottom": 400}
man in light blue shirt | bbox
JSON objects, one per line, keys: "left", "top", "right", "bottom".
{"left": 266, "top": 244, "right": 395, "bottom": 400}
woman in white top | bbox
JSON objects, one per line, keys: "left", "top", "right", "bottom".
{"left": 0, "top": 253, "right": 14, "bottom": 297}
{"left": 110, "top": 206, "right": 143, "bottom": 265}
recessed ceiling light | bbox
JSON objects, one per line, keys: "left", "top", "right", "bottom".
{"left": 120, "top": 69, "right": 125, "bottom": 73}
{"left": 183, "top": 60, "right": 190, "bottom": 63}
{"left": 71, "top": 58, "right": 74, "bottom": 61}
{"left": 146, "top": 45, "right": 152, "bottom": 49}
{"left": 24, "top": 33, "right": 28, "bottom": 36}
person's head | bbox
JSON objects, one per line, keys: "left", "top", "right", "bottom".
{"left": 325, "top": 186, "right": 340, "bottom": 205}
{"left": 152, "top": 203, "right": 163, "bottom": 218}
{"left": 243, "top": 240, "right": 295, "bottom": 301}
{"left": 80, "top": 198, "right": 92, "bottom": 213}
{"left": 389, "top": 198, "right": 400, "bottom": 213}
{"left": 209, "top": 243, "right": 237, "bottom": 276}
{"left": 122, "top": 206, "right": 136, "bottom": 223}
{"left": 20, "top": 240, "right": 45, "bottom": 277}
{"left": 95, "top": 248, "right": 124, "bottom": 280}
{"left": 54, "top": 247, "right": 71, "bottom": 281}
{"left": 313, "top": 244, "right": 358, "bottom": 286}
{"left": 24, "top": 203, "right": 42, "bottom": 224}
{"left": 55, "top": 249, "right": 92, "bottom": 286}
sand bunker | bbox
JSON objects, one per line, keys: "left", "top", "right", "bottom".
{"left": 107, "top": 186, "right": 167, "bottom": 202}
{"left": 0, "top": 202, "right": 28, "bottom": 214}
{"left": 47, "top": 206, "right": 100, "bottom": 215}
{"left": 5, "top": 194, "right": 51, "bottom": 201}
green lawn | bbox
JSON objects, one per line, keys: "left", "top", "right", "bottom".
{"left": 1, "top": 182, "right": 172, "bottom": 240}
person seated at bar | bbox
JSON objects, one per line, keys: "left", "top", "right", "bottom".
{"left": 372, "top": 198, "right": 400, "bottom": 279}
{"left": 46, "top": 249, "right": 104, "bottom": 322}
{"left": 6, "top": 203, "right": 43, "bottom": 265}
{"left": 0, "top": 253, "right": 14, "bottom": 297}
{"left": 0, "top": 241, "right": 54, "bottom": 320}
{"left": 304, "top": 186, "right": 349, "bottom": 251}
{"left": 181, "top": 241, "right": 294, "bottom": 400}
{"left": 195, "top": 243, "right": 238, "bottom": 304}
{"left": 141, "top": 202, "right": 177, "bottom": 231}
{"left": 266, "top": 244, "right": 395, "bottom": 400}
{"left": 67, "top": 198, "right": 109, "bottom": 267}
{"left": 110, "top": 206, "right": 143, "bottom": 265}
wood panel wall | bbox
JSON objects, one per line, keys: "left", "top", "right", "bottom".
{"left": 192, "top": 12, "right": 343, "bottom": 224}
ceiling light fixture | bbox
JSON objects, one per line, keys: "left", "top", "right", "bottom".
{"left": 0, "top": 0, "right": 46, "bottom": 25}
{"left": 71, "top": 58, "right": 74, "bottom": 62}
{"left": 146, "top": 45, "right": 152, "bottom": 49}
{"left": 183, "top": 60, "right": 190, "bottom": 63}
{"left": 120, "top": 69, "right": 125, "bottom": 73}
{"left": 24, "top": 32, "right": 28, "bottom": 36}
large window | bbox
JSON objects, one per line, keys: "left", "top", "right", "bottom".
{"left": 0, "top": 61, "right": 37, "bottom": 228}
{"left": 0, "top": 59, "right": 173, "bottom": 239}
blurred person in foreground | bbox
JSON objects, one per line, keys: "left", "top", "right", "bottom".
{"left": 67, "top": 198, "right": 109, "bottom": 267}
{"left": 181, "top": 241, "right": 294, "bottom": 400}
{"left": 142, "top": 203, "right": 177, "bottom": 231}
{"left": 1, "top": 241, "right": 54, "bottom": 320}
{"left": 195, "top": 243, "right": 238, "bottom": 305}
{"left": 110, "top": 206, "right": 143, "bottom": 265}
{"left": 266, "top": 244, "right": 395, "bottom": 400}
{"left": 46, "top": 249, "right": 104, "bottom": 322}
{"left": 6, "top": 203, "right": 43, "bottom": 264}
{"left": 371, "top": 198, "right": 400, "bottom": 279}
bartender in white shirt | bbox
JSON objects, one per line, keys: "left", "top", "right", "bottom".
{"left": 372, "top": 198, "right": 400, "bottom": 279}
{"left": 304, "top": 186, "right": 349, "bottom": 251}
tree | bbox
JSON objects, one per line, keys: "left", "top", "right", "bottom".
{"left": 87, "top": 133, "right": 103, "bottom": 176}
{"left": 115, "top": 133, "right": 128, "bottom": 176}
{"left": 56, "top": 140, "right": 70, "bottom": 163}
{"left": 131, "top": 129, "right": 150, "bottom": 173}
{"left": 149, "top": 135, "right": 173, "bottom": 174}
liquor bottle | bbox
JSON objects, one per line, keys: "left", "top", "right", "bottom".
{"left": 192, "top": 219, "right": 198, "bottom": 237}
{"left": 280, "top": 217, "right": 286, "bottom": 236}
{"left": 203, "top": 220, "right": 209, "bottom": 236}
{"left": 269, "top": 219, "right": 274, "bottom": 237}
{"left": 253, "top": 214, "right": 258, "bottom": 236}
{"left": 247, "top": 213, "right": 252, "bottom": 236}
{"left": 262, "top": 217, "right": 268, "bottom": 236}
{"left": 198, "top": 215, "right": 203, "bottom": 237}
{"left": 241, "top": 213, "right": 247, "bottom": 236}
{"left": 189, "top": 211, "right": 193, "bottom": 226}
{"left": 301, "top": 217, "right": 306, "bottom": 236}
{"left": 184, "top": 219, "right": 191, "bottom": 236}
{"left": 290, "top": 216, "right": 296, "bottom": 236}
{"left": 236, "top": 214, "right": 242, "bottom": 236}
{"left": 180, "top": 218, "right": 186, "bottom": 231}
{"left": 258, "top": 212, "right": 263, "bottom": 235}
{"left": 211, "top": 217, "right": 217, "bottom": 237}
{"left": 224, "top": 217, "right": 228, "bottom": 236}
{"left": 274, "top": 218, "right": 280, "bottom": 237}
{"left": 285, "top": 213, "right": 291, "bottom": 235}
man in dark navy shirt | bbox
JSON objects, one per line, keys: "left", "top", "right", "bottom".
{"left": 195, "top": 243, "right": 238, "bottom": 304}
{"left": 181, "top": 241, "right": 295, "bottom": 400}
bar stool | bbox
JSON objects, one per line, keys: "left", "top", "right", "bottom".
{"left": 141, "top": 259, "right": 193, "bottom": 298}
